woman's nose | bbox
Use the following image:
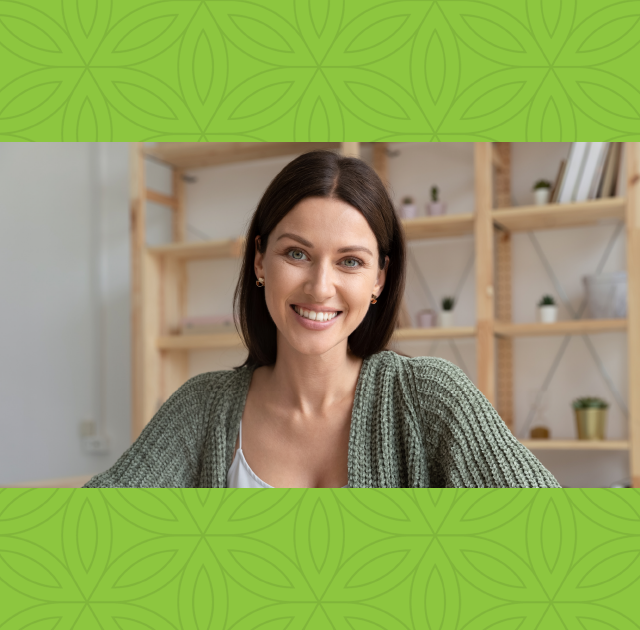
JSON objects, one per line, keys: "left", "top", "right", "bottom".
{"left": 304, "top": 259, "right": 336, "bottom": 301}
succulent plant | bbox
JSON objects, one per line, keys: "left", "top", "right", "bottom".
{"left": 572, "top": 397, "right": 609, "bottom": 410}
{"left": 533, "top": 179, "right": 552, "bottom": 190}
{"left": 402, "top": 196, "right": 414, "bottom": 204}
{"left": 538, "top": 294, "right": 556, "bottom": 307}
{"left": 441, "top": 296, "right": 455, "bottom": 311}
{"left": 431, "top": 186, "right": 439, "bottom": 201}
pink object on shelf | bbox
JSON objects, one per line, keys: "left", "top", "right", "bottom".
{"left": 417, "top": 309, "right": 435, "bottom": 328}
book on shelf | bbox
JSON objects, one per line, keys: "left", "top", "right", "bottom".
{"left": 181, "top": 314, "right": 237, "bottom": 335}
{"left": 556, "top": 142, "right": 621, "bottom": 204}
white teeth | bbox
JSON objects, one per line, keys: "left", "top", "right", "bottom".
{"left": 294, "top": 306, "right": 339, "bottom": 322}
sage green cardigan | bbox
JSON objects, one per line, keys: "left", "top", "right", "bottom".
{"left": 83, "top": 351, "right": 560, "bottom": 488}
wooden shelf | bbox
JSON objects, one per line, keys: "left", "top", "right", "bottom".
{"left": 402, "top": 213, "right": 474, "bottom": 240}
{"left": 158, "top": 333, "right": 243, "bottom": 350}
{"left": 492, "top": 197, "right": 625, "bottom": 232}
{"left": 147, "top": 237, "right": 245, "bottom": 261}
{"left": 144, "top": 142, "right": 342, "bottom": 169}
{"left": 520, "top": 439, "right": 630, "bottom": 451}
{"left": 494, "top": 319, "right": 627, "bottom": 337}
{"left": 394, "top": 326, "right": 476, "bottom": 340}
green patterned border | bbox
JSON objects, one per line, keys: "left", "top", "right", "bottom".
{"left": 1, "top": 0, "right": 640, "bottom": 141}
{"left": 1, "top": 489, "right": 639, "bottom": 628}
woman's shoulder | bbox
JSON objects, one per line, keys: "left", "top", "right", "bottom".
{"left": 171, "top": 366, "right": 253, "bottom": 404}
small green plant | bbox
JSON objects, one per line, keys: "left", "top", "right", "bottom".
{"left": 402, "top": 196, "right": 414, "bottom": 204}
{"left": 572, "top": 397, "right": 609, "bottom": 410}
{"left": 533, "top": 179, "right": 552, "bottom": 190}
{"left": 441, "top": 296, "right": 455, "bottom": 311}
{"left": 431, "top": 186, "right": 439, "bottom": 202}
{"left": 538, "top": 295, "right": 556, "bottom": 307}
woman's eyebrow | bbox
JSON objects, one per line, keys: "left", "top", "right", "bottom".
{"left": 276, "top": 233, "right": 373, "bottom": 256}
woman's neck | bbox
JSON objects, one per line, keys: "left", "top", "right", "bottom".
{"left": 263, "top": 337, "right": 363, "bottom": 418}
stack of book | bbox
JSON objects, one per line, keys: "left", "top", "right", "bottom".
{"left": 549, "top": 143, "right": 623, "bottom": 204}
{"left": 181, "top": 314, "right": 237, "bottom": 335}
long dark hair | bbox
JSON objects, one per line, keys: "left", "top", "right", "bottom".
{"left": 233, "top": 150, "right": 406, "bottom": 368}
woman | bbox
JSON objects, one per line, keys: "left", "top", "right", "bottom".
{"left": 84, "top": 150, "right": 560, "bottom": 488}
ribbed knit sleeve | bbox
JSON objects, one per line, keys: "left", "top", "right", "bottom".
{"left": 409, "top": 357, "right": 561, "bottom": 488}
{"left": 83, "top": 372, "right": 217, "bottom": 488}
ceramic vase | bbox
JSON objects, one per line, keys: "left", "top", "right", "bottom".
{"left": 575, "top": 408, "right": 607, "bottom": 440}
{"left": 417, "top": 309, "right": 435, "bottom": 328}
{"left": 400, "top": 203, "right": 417, "bottom": 219}
{"left": 428, "top": 201, "right": 447, "bottom": 216}
{"left": 538, "top": 305, "right": 558, "bottom": 323}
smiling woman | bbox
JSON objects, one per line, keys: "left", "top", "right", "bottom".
{"left": 84, "top": 150, "right": 560, "bottom": 489}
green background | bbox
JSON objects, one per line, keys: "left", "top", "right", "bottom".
{"left": 1, "top": 0, "right": 640, "bottom": 141}
{"left": 2, "top": 0, "right": 640, "bottom": 626}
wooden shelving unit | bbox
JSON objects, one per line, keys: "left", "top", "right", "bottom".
{"left": 130, "top": 142, "right": 640, "bottom": 487}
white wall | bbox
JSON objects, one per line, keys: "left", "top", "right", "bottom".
{"left": 0, "top": 143, "right": 629, "bottom": 487}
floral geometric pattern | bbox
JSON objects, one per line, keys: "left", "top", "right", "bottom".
{"left": 1, "top": 489, "right": 639, "bottom": 628}
{"left": 1, "top": 0, "right": 640, "bottom": 141}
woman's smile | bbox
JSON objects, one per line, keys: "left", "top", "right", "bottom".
{"left": 291, "top": 304, "right": 343, "bottom": 329}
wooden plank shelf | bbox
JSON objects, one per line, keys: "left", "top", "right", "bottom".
{"left": 492, "top": 197, "right": 625, "bottom": 232}
{"left": 144, "top": 142, "right": 342, "bottom": 169}
{"left": 520, "top": 439, "right": 630, "bottom": 451}
{"left": 494, "top": 319, "right": 627, "bottom": 337}
{"left": 147, "top": 237, "right": 245, "bottom": 261}
{"left": 394, "top": 326, "right": 476, "bottom": 340}
{"left": 402, "top": 213, "right": 474, "bottom": 240}
{"left": 158, "top": 332, "right": 244, "bottom": 350}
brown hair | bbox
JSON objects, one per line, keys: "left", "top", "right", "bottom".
{"left": 233, "top": 150, "right": 406, "bottom": 368}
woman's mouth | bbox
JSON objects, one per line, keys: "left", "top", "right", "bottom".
{"left": 291, "top": 304, "right": 342, "bottom": 329}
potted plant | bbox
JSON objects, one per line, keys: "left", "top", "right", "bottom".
{"left": 572, "top": 397, "right": 608, "bottom": 440}
{"left": 399, "top": 196, "right": 417, "bottom": 219}
{"left": 533, "top": 179, "right": 551, "bottom": 205}
{"left": 427, "top": 186, "right": 447, "bottom": 216}
{"left": 439, "top": 296, "right": 455, "bottom": 327}
{"left": 537, "top": 295, "right": 557, "bottom": 323}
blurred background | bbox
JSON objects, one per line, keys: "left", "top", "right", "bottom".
{"left": 0, "top": 142, "right": 633, "bottom": 488}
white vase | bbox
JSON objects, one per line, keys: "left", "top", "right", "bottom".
{"left": 534, "top": 188, "right": 550, "bottom": 205}
{"left": 428, "top": 201, "right": 447, "bottom": 216}
{"left": 538, "top": 305, "right": 558, "bottom": 323}
{"left": 439, "top": 310, "right": 454, "bottom": 327}
{"left": 400, "top": 203, "right": 417, "bottom": 219}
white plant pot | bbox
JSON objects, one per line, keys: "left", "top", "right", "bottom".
{"left": 534, "top": 188, "right": 550, "bottom": 205}
{"left": 439, "top": 311, "right": 454, "bottom": 327}
{"left": 538, "top": 305, "right": 558, "bottom": 323}
{"left": 428, "top": 201, "right": 447, "bottom": 216}
{"left": 400, "top": 203, "right": 417, "bottom": 219}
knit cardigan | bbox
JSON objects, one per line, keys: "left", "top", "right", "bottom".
{"left": 83, "top": 351, "right": 560, "bottom": 488}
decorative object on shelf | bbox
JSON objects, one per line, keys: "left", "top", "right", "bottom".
{"left": 399, "top": 196, "right": 417, "bottom": 219}
{"left": 439, "top": 296, "right": 455, "bottom": 327}
{"left": 417, "top": 309, "right": 436, "bottom": 328}
{"left": 427, "top": 185, "right": 446, "bottom": 216}
{"left": 181, "top": 314, "right": 236, "bottom": 335}
{"left": 530, "top": 426, "right": 550, "bottom": 439}
{"left": 533, "top": 179, "right": 552, "bottom": 205}
{"left": 583, "top": 271, "right": 627, "bottom": 319}
{"left": 537, "top": 295, "right": 558, "bottom": 323}
{"left": 572, "top": 397, "right": 608, "bottom": 440}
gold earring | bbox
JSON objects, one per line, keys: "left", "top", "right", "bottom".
{"left": 256, "top": 277, "right": 265, "bottom": 287}
{"left": 371, "top": 294, "right": 377, "bottom": 304}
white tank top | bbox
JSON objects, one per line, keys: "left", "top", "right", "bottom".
{"left": 226, "top": 417, "right": 348, "bottom": 488}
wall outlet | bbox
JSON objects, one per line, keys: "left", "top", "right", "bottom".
{"left": 82, "top": 434, "right": 109, "bottom": 455}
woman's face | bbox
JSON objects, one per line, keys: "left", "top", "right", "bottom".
{"left": 255, "top": 196, "right": 388, "bottom": 359}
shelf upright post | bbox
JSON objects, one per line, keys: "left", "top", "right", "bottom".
{"left": 160, "top": 168, "right": 189, "bottom": 402}
{"left": 373, "top": 143, "right": 388, "bottom": 188}
{"left": 626, "top": 142, "right": 640, "bottom": 488}
{"left": 475, "top": 143, "right": 496, "bottom": 405}
{"left": 131, "top": 143, "right": 162, "bottom": 440}
{"left": 494, "top": 143, "right": 514, "bottom": 430}
{"left": 341, "top": 142, "right": 360, "bottom": 158}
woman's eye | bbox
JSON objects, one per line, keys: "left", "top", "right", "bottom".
{"left": 342, "top": 258, "right": 361, "bottom": 268}
{"left": 288, "top": 249, "right": 306, "bottom": 260}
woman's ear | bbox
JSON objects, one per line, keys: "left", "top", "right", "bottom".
{"left": 254, "top": 235, "right": 264, "bottom": 279}
{"left": 374, "top": 255, "right": 389, "bottom": 296}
